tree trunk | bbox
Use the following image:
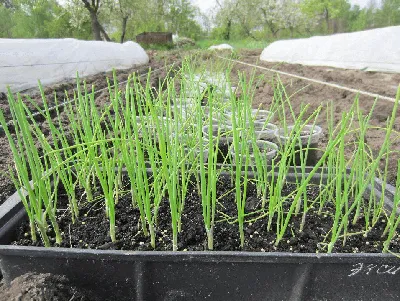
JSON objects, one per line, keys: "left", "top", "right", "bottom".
{"left": 82, "top": 0, "right": 109, "bottom": 41}
{"left": 225, "top": 19, "right": 231, "bottom": 40}
{"left": 120, "top": 16, "right": 129, "bottom": 43}
{"left": 325, "top": 8, "right": 330, "bottom": 33}
{"left": 90, "top": 11, "right": 102, "bottom": 40}
{"left": 99, "top": 22, "right": 111, "bottom": 41}
{"left": 268, "top": 22, "right": 279, "bottom": 38}
{"left": 156, "top": 0, "right": 163, "bottom": 31}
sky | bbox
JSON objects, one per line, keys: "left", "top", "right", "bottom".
{"left": 192, "top": 0, "right": 374, "bottom": 13}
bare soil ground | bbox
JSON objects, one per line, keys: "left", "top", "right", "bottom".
{"left": 0, "top": 273, "right": 99, "bottom": 300}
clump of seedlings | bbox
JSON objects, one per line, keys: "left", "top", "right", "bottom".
{"left": 1, "top": 58, "right": 399, "bottom": 253}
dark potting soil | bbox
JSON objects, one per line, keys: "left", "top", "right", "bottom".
{"left": 0, "top": 273, "right": 100, "bottom": 301}
{"left": 12, "top": 176, "right": 400, "bottom": 254}
{"left": 216, "top": 141, "right": 232, "bottom": 164}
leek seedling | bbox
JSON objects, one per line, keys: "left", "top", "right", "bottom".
{"left": 2, "top": 56, "right": 398, "bottom": 253}
{"left": 93, "top": 136, "right": 118, "bottom": 242}
{"left": 382, "top": 159, "right": 400, "bottom": 251}
{"left": 327, "top": 86, "right": 400, "bottom": 252}
{"left": 230, "top": 72, "right": 254, "bottom": 248}
{"left": 0, "top": 90, "right": 62, "bottom": 246}
{"left": 22, "top": 88, "right": 80, "bottom": 223}
{"left": 198, "top": 86, "right": 221, "bottom": 250}
{"left": 275, "top": 105, "right": 352, "bottom": 247}
{"left": 148, "top": 74, "right": 182, "bottom": 251}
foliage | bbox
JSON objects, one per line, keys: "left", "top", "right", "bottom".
{"left": 210, "top": 0, "right": 400, "bottom": 41}
{"left": 0, "top": 4, "right": 14, "bottom": 37}
{"left": 0, "top": 0, "right": 399, "bottom": 43}
{"left": 0, "top": 0, "right": 92, "bottom": 39}
{"left": 0, "top": 0, "right": 205, "bottom": 41}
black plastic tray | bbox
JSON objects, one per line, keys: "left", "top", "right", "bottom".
{"left": 0, "top": 167, "right": 398, "bottom": 301}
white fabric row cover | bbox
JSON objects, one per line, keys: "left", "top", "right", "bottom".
{"left": 209, "top": 44, "right": 234, "bottom": 50}
{"left": 0, "top": 38, "right": 149, "bottom": 93}
{"left": 260, "top": 26, "right": 400, "bottom": 73}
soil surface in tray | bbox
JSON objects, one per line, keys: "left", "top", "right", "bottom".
{"left": 12, "top": 176, "right": 400, "bottom": 253}
{"left": 0, "top": 273, "right": 100, "bottom": 301}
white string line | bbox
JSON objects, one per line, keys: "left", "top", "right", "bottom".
{"left": 216, "top": 55, "right": 398, "bottom": 103}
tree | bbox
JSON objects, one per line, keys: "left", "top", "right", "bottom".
{"left": 2, "top": 0, "right": 71, "bottom": 38}
{"left": 167, "top": 0, "right": 194, "bottom": 35}
{"left": 232, "top": 0, "right": 260, "bottom": 40}
{"left": 257, "top": 0, "right": 284, "bottom": 38}
{"left": 214, "top": 0, "right": 239, "bottom": 40}
{"left": 301, "top": 0, "right": 350, "bottom": 33}
{"left": 0, "top": 0, "right": 13, "bottom": 8}
{"left": 281, "top": 0, "right": 313, "bottom": 38}
{"left": 80, "top": 0, "right": 110, "bottom": 40}
{"left": 197, "top": 10, "right": 212, "bottom": 36}
{"left": 0, "top": 2, "right": 14, "bottom": 37}
{"left": 211, "top": 0, "right": 309, "bottom": 40}
{"left": 113, "top": 0, "right": 135, "bottom": 43}
{"left": 376, "top": 0, "right": 400, "bottom": 27}
{"left": 156, "top": 0, "right": 166, "bottom": 31}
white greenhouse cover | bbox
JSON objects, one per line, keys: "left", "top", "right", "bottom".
{"left": 0, "top": 38, "right": 149, "bottom": 93}
{"left": 260, "top": 26, "right": 400, "bottom": 73}
{"left": 209, "top": 44, "right": 233, "bottom": 51}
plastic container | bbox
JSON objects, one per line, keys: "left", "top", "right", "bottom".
{"left": 224, "top": 109, "right": 275, "bottom": 125}
{"left": 253, "top": 122, "right": 278, "bottom": 141}
{"left": 0, "top": 167, "right": 398, "bottom": 301}
{"left": 231, "top": 140, "right": 278, "bottom": 165}
{"left": 170, "top": 104, "right": 191, "bottom": 120}
{"left": 202, "top": 124, "right": 233, "bottom": 141}
{"left": 183, "top": 146, "right": 208, "bottom": 164}
{"left": 202, "top": 124, "right": 234, "bottom": 164}
{"left": 251, "top": 109, "right": 275, "bottom": 122}
{"left": 275, "top": 125, "right": 323, "bottom": 166}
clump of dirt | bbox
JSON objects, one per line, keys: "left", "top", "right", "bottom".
{"left": 0, "top": 273, "right": 99, "bottom": 301}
